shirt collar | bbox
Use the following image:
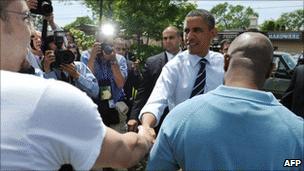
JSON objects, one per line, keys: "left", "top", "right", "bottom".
{"left": 188, "top": 50, "right": 210, "bottom": 67}
{"left": 166, "top": 49, "right": 182, "bottom": 61}
{"left": 212, "top": 85, "right": 280, "bottom": 105}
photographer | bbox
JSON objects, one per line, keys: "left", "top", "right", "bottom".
{"left": 43, "top": 34, "right": 99, "bottom": 98}
{"left": 85, "top": 41, "right": 128, "bottom": 131}
{"left": 114, "top": 38, "right": 142, "bottom": 122}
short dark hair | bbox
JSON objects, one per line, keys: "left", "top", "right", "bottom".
{"left": 0, "top": 0, "right": 13, "bottom": 21}
{"left": 186, "top": 9, "right": 215, "bottom": 30}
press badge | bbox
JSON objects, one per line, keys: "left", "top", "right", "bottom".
{"left": 100, "top": 86, "right": 112, "bottom": 100}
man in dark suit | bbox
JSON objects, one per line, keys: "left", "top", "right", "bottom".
{"left": 127, "top": 26, "right": 182, "bottom": 132}
{"left": 281, "top": 65, "right": 304, "bottom": 118}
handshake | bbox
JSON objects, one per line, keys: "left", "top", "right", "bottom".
{"left": 137, "top": 125, "right": 156, "bottom": 151}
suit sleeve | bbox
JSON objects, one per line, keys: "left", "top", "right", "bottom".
{"left": 129, "top": 59, "right": 153, "bottom": 120}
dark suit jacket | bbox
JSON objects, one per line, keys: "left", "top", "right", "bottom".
{"left": 129, "top": 52, "right": 169, "bottom": 127}
{"left": 280, "top": 65, "right": 304, "bottom": 118}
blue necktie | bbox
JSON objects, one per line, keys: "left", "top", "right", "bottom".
{"left": 190, "top": 58, "right": 207, "bottom": 98}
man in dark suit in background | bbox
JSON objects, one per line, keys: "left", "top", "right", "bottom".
{"left": 127, "top": 26, "right": 182, "bottom": 132}
{"left": 281, "top": 65, "right": 304, "bottom": 118}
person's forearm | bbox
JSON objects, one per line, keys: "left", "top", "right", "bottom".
{"left": 87, "top": 57, "right": 95, "bottom": 73}
{"left": 141, "top": 113, "right": 157, "bottom": 128}
{"left": 111, "top": 62, "right": 125, "bottom": 88}
{"left": 75, "top": 75, "right": 99, "bottom": 98}
{"left": 119, "top": 132, "right": 151, "bottom": 168}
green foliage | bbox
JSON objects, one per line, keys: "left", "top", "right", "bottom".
{"left": 210, "top": 2, "right": 258, "bottom": 31}
{"left": 83, "top": 0, "right": 196, "bottom": 41}
{"left": 81, "top": 0, "right": 196, "bottom": 62}
{"left": 131, "top": 44, "right": 163, "bottom": 62}
{"left": 68, "top": 28, "right": 95, "bottom": 50}
{"left": 260, "top": 20, "right": 276, "bottom": 31}
{"left": 64, "top": 16, "right": 95, "bottom": 31}
{"left": 260, "top": 9, "right": 303, "bottom": 31}
{"left": 63, "top": 16, "right": 96, "bottom": 50}
{"left": 276, "top": 9, "right": 304, "bottom": 31}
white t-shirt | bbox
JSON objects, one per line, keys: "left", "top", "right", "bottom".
{"left": 1, "top": 71, "right": 106, "bottom": 170}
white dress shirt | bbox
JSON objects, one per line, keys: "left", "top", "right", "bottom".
{"left": 165, "top": 50, "right": 182, "bottom": 61}
{"left": 139, "top": 50, "right": 224, "bottom": 126}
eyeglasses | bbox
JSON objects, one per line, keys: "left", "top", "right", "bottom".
{"left": 5, "top": 10, "right": 34, "bottom": 25}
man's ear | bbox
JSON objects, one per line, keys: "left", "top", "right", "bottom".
{"left": 266, "top": 62, "right": 275, "bottom": 79}
{"left": 210, "top": 27, "right": 218, "bottom": 38}
{"left": 224, "top": 53, "right": 230, "bottom": 72}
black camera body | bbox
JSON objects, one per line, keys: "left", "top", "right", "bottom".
{"left": 30, "top": 0, "right": 53, "bottom": 16}
{"left": 101, "top": 43, "right": 113, "bottom": 55}
{"left": 51, "top": 31, "right": 75, "bottom": 68}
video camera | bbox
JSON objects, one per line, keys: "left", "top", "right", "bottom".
{"left": 51, "top": 31, "right": 75, "bottom": 68}
{"left": 30, "top": 0, "right": 53, "bottom": 16}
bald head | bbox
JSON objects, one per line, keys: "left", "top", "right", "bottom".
{"left": 225, "top": 32, "right": 273, "bottom": 89}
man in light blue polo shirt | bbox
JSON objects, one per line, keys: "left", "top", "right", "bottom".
{"left": 147, "top": 32, "right": 304, "bottom": 170}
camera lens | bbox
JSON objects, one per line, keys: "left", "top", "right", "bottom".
{"left": 41, "top": 1, "right": 53, "bottom": 15}
{"left": 101, "top": 43, "right": 113, "bottom": 55}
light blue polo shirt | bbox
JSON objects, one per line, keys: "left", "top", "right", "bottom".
{"left": 147, "top": 85, "right": 304, "bottom": 170}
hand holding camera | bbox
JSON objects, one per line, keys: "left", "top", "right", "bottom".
{"left": 60, "top": 63, "right": 80, "bottom": 79}
{"left": 43, "top": 50, "right": 55, "bottom": 73}
{"left": 30, "top": 0, "right": 53, "bottom": 16}
{"left": 91, "top": 42, "right": 116, "bottom": 62}
{"left": 103, "top": 48, "right": 116, "bottom": 62}
{"left": 90, "top": 42, "right": 102, "bottom": 60}
{"left": 26, "top": 0, "right": 38, "bottom": 10}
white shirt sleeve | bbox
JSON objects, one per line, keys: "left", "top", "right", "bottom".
{"left": 139, "top": 64, "right": 177, "bottom": 127}
{"left": 30, "top": 80, "right": 106, "bottom": 170}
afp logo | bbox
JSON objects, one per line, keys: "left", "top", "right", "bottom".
{"left": 283, "top": 159, "right": 302, "bottom": 167}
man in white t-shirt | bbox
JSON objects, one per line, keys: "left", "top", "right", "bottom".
{"left": 0, "top": 0, "right": 154, "bottom": 170}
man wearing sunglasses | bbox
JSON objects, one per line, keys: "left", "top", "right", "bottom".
{"left": 0, "top": 0, "right": 154, "bottom": 170}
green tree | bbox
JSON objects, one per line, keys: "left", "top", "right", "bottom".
{"left": 260, "top": 9, "right": 303, "bottom": 31}
{"left": 276, "top": 9, "right": 304, "bottom": 31}
{"left": 83, "top": 0, "right": 196, "bottom": 59}
{"left": 210, "top": 2, "right": 258, "bottom": 31}
{"left": 64, "top": 16, "right": 95, "bottom": 32}
{"left": 68, "top": 28, "right": 95, "bottom": 51}
{"left": 260, "top": 20, "right": 276, "bottom": 31}
{"left": 63, "top": 16, "right": 96, "bottom": 50}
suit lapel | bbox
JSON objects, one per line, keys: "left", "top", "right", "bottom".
{"left": 160, "top": 51, "right": 168, "bottom": 67}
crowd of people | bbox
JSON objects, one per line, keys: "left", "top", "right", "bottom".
{"left": 1, "top": 0, "right": 303, "bottom": 170}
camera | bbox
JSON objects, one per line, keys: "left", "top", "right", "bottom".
{"left": 30, "top": 0, "right": 53, "bottom": 16}
{"left": 51, "top": 31, "right": 75, "bottom": 68}
{"left": 101, "top": 43, "right": 113, "bottom": 55}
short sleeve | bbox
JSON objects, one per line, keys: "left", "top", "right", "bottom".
{"left": 28, "top": 80, "right": 106, "bottom": 170}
